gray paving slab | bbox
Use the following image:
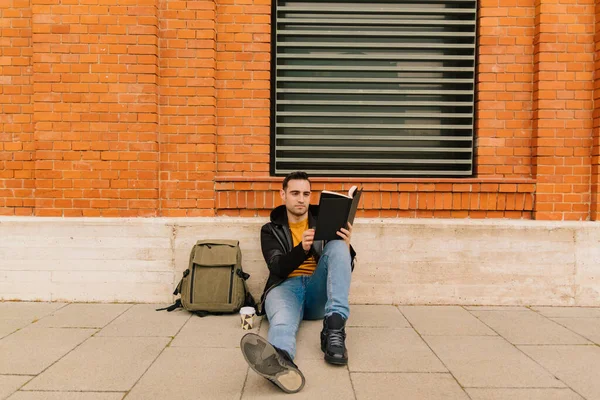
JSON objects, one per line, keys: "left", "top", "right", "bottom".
{"left": 531, "top": 307, "right": 600, "bottom": 318}
{"left": 293, "top": 320, "right": 322, "bottom": 361}
{"left": 519, "top": 345, "right": 600, "bottom": 400}
{"left": 349, "top": 305, "right": 410, "bottom": 327}
{"left": 347, "top": 328, "right": 447, "bottom": 372}
{"left": 0, "top": 327, "right": 95, "bottom": 374}
{"left": 0, "top": 375, "right": 31, "bottom": 400}
{"left": 399, "top": 306, "right": 496, "bottom": 336}
{"left": 0, "top": 320, "right": 30, "bottom": 340}
{"left": 23, "top": 337, "right": 169, "bottom": 391}
{"left": 463, "top": 306, "right": 530, "bottom": 311}
{"left": 351, "top": 372, "right": 469, "bottom": 400}
{"left": 550, "top": 317, "right": 600, "bottom": 344}
{"left": 126, "top": 347, "right": 246, "bottom": 400}
{"left": 256, "top": 316, "right": 268, "bottom": 338}
{"left": 7, "top": 393, "right": 125, "bottom": 400}
{"left": 470, "top": 310, "right": 591, "bottom": 345}
{"left": 0, "top": 302, "right": 598, "bottom": 400}
{"left": 97, "top": 304, "right": 191, "bottom": 337}
{"left": 170, "top": 313, "right": 251, "bottom": 348}
{"left": 0, "top": 303, "right": 66, "bottom": 321}
{"left": 465, "top": 388, "right": 584, "bottom": 400}
{"left": 423, "top": 336, "right": 565, "bottom": 388}
{"left": 242, "top": 359, "right": 354, "bottom": 400}
{"left": 35, "top": 304, "right": 132, "bottom": 328}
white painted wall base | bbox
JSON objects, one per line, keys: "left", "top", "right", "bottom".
{"left": 1, "top": 217, "right": 598, "bottom": 306}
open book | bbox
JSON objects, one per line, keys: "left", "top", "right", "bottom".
{"left": 314, "top": 185, "right": 362, "bottom": 241}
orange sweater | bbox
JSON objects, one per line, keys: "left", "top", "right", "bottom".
{"left": 287, "top": 219, "right": 317, "bottom": 277}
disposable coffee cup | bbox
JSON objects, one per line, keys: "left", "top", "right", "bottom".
{"left": 240, "top": 306, "right": 256, "bottom": 330}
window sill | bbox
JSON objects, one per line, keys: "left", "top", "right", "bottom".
{"left": 215, "top": 176, "right": 535, "bottom": 184}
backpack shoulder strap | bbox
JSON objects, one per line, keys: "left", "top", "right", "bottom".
{"left": 156, "top": 277, "right": 184, "bottom": 312}
{"left": 156, "top": 299, "right": 182, "bottom": 312}
{"left": 237, "top": 269, "right": 257, "bottom": 308}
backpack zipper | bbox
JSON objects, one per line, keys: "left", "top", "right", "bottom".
{"left": 228, "top": 266, "right": 234, "bottom": 303}
{"left": 189, "top": 245, "right": 210, "bottom": 305}
{"left": 189, "top": 265, "right": 196, "bottom": 304}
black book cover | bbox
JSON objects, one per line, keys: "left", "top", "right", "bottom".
{"left": 314, "top": 187, "right": 362, "bottom": 241}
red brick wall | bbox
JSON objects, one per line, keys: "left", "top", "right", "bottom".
{"left": 0, "top": 0, "right": 597, "bottom": 220}
{"left": 533, "top": 0, "right": 594, "bottom": 221}
{"left": 158, "top": 0, "right": 216, "bottom": 217}
{"left": 215, "top": 0, "right": 270, "bottom": 177}
{"left": 216, "top": 178, "right": 535, "bottom": 219}
{"left": 0, "top": 0, "right": 33, "bottom": 215}
{"left": 477, "top": 0, "right": 534, "bottom": 178}
{"left": 31, "top": 0, "right": 160, "bottom": 217}
{"left": 593, "top": 0, "right": 600, "bottom": 222}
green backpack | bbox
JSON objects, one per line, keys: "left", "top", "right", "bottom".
{"left": 158, "top": 240, "right": 256, "bottom": 316}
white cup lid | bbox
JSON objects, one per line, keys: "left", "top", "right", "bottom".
{"left": 240, "top": 306, "right": 256, "bottom": 315}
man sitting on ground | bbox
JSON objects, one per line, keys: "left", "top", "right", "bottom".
{"left": 240, "top": 171, "right": 356, "bottom": 393}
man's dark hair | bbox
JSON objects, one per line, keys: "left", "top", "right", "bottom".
{"left": 282, "top": 171, "right": 310, "bottom": 191}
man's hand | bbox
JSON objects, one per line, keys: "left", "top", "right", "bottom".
{"left": 302, "top": 228, "right": 315, "bottom": 252}
{"left": 336, "top": 222, "right": 352, "bottom": 248}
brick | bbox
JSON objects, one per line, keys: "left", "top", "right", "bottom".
{"left": 0, "top": 0, "right": 595, "bottom": 221}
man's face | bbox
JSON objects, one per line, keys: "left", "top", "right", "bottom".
{"left": 280, "top": 179, "right": 311, "bottom": 218}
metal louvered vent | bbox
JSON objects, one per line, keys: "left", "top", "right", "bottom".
{"left": 272, "top": 0, "right": 477, "bottom": 176}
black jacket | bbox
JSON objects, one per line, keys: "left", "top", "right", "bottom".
{"left": 258, "top": 204, "right": 356, "bottom": 314}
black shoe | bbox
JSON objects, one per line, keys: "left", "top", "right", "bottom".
{"left": 320, "top": 313, "right": 348, "bottom": 365}
{"left": 240, "top": 333, "right": 305, "bottom": 394}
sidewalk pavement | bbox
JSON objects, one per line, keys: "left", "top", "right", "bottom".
{"left": 0, "top": 303, "right": 599, "bottom": 400}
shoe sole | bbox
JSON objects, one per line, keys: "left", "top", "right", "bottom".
{"left": 321, "top": 337, "right": 348, "bottom": 366}
{"left": 324, "top": 352, "right": 348, "bottom": 365}
{"left": 240, "top": 333, "right": 305, "bottom": 394}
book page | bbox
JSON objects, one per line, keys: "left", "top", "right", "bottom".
{"left": 320, "top": 190, "right": 351, "bottom": 199}
{"left": 321, "top": 185, "right": 358, "bottom": 199}
{"left": 347, "top": 185, "right": 358, "bottom": 198}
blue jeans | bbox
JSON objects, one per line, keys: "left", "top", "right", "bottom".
{"left": 264, "top": 240, "right": 352, "bottom": 359}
